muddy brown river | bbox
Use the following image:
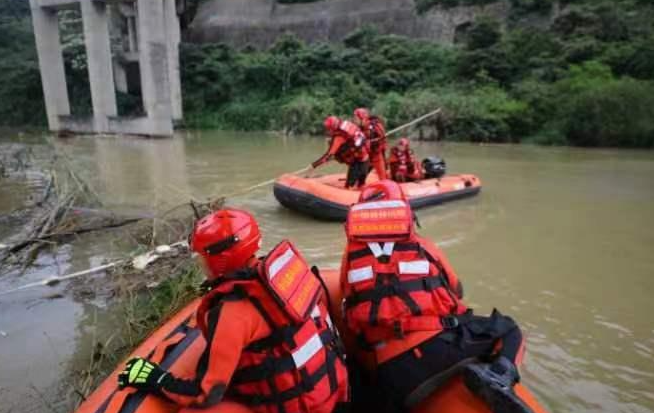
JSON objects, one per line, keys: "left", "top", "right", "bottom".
{"left": 1, "top": 132, "right": 654, "bottom": 413}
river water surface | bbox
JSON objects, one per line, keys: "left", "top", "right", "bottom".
{"left": 1, "top": 131, "right": 654, "bottom": 413}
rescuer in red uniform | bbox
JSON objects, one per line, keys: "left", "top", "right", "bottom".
{"left": 353, "top": 108, "right": 388, "bottom": 180}
{"left": 118, "top": 209, "right": 350, "bottom": 413}
{"left": 340, "top": 181, "right": 531, "bottom": 413}
{"left": 389, "top": 138, "right": 423, "bottom": 182}
{"left": 311, "top": 116, "right": 370, "bottom": 189}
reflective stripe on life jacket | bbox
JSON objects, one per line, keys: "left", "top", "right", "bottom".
{"left": 346, "top": 199, "right": 414, "bottom": 243}
{"left": 261, "top": 240, "right": 322, "bottom": 323}
{"left": 343, "top": 204, "right": 466, "bottom": 347}
{"left": 196, "top": 241, "right": 348, "bottom": 413}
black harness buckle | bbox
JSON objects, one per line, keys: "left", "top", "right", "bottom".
{"left": 441, "top": 315, "right": 459, "bottom": 329}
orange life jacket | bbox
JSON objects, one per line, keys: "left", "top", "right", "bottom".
{"left": 334, "top": 121, "right": 369, "bottom": 163}
{"left": 390, "top": 146, "right": 414, "bottom": 166}
{"left": 197, "top": 241, "right": 349, "bottom": 413}
{"left": 343, "top": 200, "right": 467, "bottom": 348}
{"left": 365, "top": 117, "right": 387, "bottom": 155}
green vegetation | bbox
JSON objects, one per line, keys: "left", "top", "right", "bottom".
{"left": 416, "top": 0, "right": 497, "bottom": 15}
{"left": 1, "top": 0, "right": 654, "bottom": 147}
{"left": 70, "top": 266, "right": 203, "bottom": 403}
{"left": 0, "top": 3, "right": 46, "bottom": 127}
{"left": 277, "top": 0, "right": 323, "bottom": 3}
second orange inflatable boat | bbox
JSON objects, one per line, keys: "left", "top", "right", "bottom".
{"left": 274, "top": 173, "right": 482, "bottom": 221}
{"left": 74, "top": 270, "right": 549, "bottom": 413}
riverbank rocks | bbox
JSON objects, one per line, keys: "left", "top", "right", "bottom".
{"left": 187, "top": 0, "right": 509, "bottom": 48}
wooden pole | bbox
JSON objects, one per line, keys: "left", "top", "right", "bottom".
{"left": 386, "top": 108, "right": 442, "bottom": 137}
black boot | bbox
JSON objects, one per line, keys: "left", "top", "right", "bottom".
{"left": 462, "top": 356, "right": 534, "bottom": 413}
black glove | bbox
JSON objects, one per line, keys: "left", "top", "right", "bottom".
{"left": 118, "top": 357, "right": 169, "bottom": 391}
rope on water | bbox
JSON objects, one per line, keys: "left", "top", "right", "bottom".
{"left": 0, "top": 241, "right": 188, "bottom": 297}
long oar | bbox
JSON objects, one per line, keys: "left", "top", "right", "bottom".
{"left": 386, "top": 108, "right": 442, "bottom": 137}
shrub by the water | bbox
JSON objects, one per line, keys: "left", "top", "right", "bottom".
{"left": 1, "top": 0, "right": 654, "bottom": 147}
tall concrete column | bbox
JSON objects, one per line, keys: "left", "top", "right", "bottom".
{"left": 113, "top": 60, "right": 128, "bottom": 94}
{"left": 137, "top": 0, "right": 173, "bottom": 135}
{"left": 29, "top": 0, "right": 70, "bottom": 131}
{"left": 81, "top": 0, "right": 117, "bottom": 132}
{"left": 164, "top": 0, "right": 183, "bottom": 121}
{"left": 128, "top": 16, "right": 138, "bottom": 52}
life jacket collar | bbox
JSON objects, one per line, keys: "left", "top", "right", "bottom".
{"left": 346, "top": 199, "right": 414, "bottom": 243}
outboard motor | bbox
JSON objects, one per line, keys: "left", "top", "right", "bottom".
{"left": 422, "top": 156, "right": 447, "bottom": 179}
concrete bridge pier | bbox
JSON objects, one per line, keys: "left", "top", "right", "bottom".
{"left": 29, "top": 0, "right": 70, "bottom": 131}
{"left": 29, "top": 0, "right": 182, "bottom": 137}
{"left": 165, "top": 0, "right": 183, "bottom": 122}
{"left": 81, "top": 0, "right": 117, "bottom": 132}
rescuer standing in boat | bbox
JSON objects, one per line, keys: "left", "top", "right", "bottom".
{"left": 340, "top": 180, "right": 531, "bottom": 413}
{"left": 353, "top": 108, "right": 388, "bottom": 180}
{"left": 310, "top": 116, "right": 370, "bottom": 189}
{"left": 118, "top": 209, "right": 350, "bottom": 413}
{"left": 389, "top": 137, "right": 423, "bottom": 182}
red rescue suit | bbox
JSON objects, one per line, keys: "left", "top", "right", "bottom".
{"left": 161, "top": 241, "right": 349, "bottom": 413}
{"left": 340, "top": 200, "right": 465, "bottom": 364}
{"left": 361, "top": 116, "right": 388, "bottom": 180}
{"left": 389, "top": 146, "right": 422, "bottom": 182}
{"left": 312, "top": 121, "right": 369, "bottom": 168}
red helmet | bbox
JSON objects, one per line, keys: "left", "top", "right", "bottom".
{"left": 324, "top": 116, "right": 341, "bottom": 132}
{"left": 353, "top": 108, "right": 370, "bottom": 122}
{"left": 358, "top": 180, "right": 406, "bottom": 202}
{"left": 398, "top": 137, "right": 410, "bottom": 148}
{"left": 190, "top": 209, "right": 262, "bottom": 280}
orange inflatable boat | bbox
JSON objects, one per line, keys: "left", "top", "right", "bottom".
{"left": 75, "top": 270, "right": 548, "bottom": 413}
{"left": 274, "top": 173, "right": 482, "bottom": 221}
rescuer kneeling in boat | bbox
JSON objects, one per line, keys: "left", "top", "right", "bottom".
{"left": 340, "top": 181, "right": 531, "bottom": 413}
{"left": 389, "top": 138, "right": 423, "bottom": 182}
{"left": 118, "top": 209, "right": 350, "bottom": 413}
{"left": 310, "top": 116, "right": 370, "bottom": 189}
{"left": 353, "top": 108, "right": 388, "bottom": 181}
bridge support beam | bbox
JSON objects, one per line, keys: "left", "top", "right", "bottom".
{"left": 81, "top": 0, "right": 117, "bottom": 132}
{"left": 29, "top": 0, "right": 182, "bottom": 137}
{"left": 29, "top": 0, "right": 70, "bottom": 131}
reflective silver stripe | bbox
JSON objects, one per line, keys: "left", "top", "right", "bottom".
{"left": 325, "top": 313, "right": 334, "bottom": 330}
{"left": 367, "top": 242, "right": 383, "bottom": 258}
{"left": 311, "top": 305, "right": 321, "bottom": 319}
{"left": 351, "top": 200, "right": 407, "bottom": 211}
{"left": 383, "top": 242, "right": 395, "bottom": 256}
{"left": 348, "top": 266, "right": 374, "bottom": 283}
{"left": 292, "top": 333, "right": 323, "bottom": 368}
{"left": 399, "top": 260, "right": 430, "bottom": 274}
{"left": 367, "top": 242, "right": 395, "bottom": 258}
{"left": 268, "top": 247, "right": 295, "bottom": 280}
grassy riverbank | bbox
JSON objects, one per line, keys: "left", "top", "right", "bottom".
{"left": 68, "top": 266, "right": 203, "bottom": 405}
{"left": 1, "top": 0, "right": 653, "bottom": 147}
